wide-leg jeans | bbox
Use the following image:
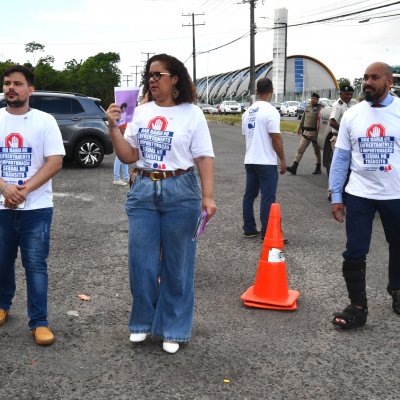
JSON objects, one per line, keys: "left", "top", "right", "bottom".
{"left": 242, "top": 164, "right": 278, "bottom": 239}
{"left": 343, "top": 193, "right": 400, "bottom": 290}
{"left": 0, "top": 208, "right": 53, "bottom": 329}
{"left": 125, "top": 171, "right": 201, "bottom": 342}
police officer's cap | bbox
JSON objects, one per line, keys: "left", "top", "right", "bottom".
{"left": 311, "top": 92, "right": 320, "bottom": 98}
{"left": 339, "top": 85, "right": 354, "bottom": 93}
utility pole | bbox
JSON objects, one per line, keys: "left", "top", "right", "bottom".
{"left": 182, "top": 12, "right": 205, "bottom": 90}
{"left": 122, "top": 74, "right": 133, "bottom": 87}
{"left": 131, "top": 65, "right": 142, "bottom": 87}
{"left": 249, "top": 0, "right": 256, "bottom": 100}
{"left": 141, "top": 52, "right": 155, "bottom": 64}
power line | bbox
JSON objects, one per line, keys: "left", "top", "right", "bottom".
{"left": 197, "top": 1, "right": 400, "bottom": 56}
{"left": 198, "top": 32, "right": 249, "bottom": 54}
{"left": 287, "top": 1, "right": 400, "bottom": 28}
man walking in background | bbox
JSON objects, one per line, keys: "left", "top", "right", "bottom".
{"left": 242, "top": 78, "right": 286, "bottom": 240}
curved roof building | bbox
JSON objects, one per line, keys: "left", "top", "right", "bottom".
{"left": 197, "top": 55, "right": 338, "bottom": 104}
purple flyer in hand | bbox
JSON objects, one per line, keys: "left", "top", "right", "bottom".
{"left": 114, "top": 87, "right": 140, "bottom": 126}
{"left": 192, "top": 210, "right": 208, "bottom": 241}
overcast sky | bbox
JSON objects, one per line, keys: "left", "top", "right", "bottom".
{"left": 1, "top": 0, "right": 399, "bottom": 85}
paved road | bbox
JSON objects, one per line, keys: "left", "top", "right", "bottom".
{"left": 1, "top": 123, "right": 398, "bottom": 400}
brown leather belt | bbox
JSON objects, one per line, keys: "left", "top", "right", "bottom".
{"left": 135, "top": 167, "right": 193, "bottom": 181}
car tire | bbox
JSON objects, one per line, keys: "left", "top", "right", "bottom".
{"left": 73, "top": 137, "right": 104, "bottom": 168}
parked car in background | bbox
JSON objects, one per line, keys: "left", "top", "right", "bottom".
{"left": 200, "top": 104, "right": 215, "bottom": 114}
{"left": 280, "top": 100, "right": 300, "bottom": 117}
{"left": 209, "top": 105, "right": 219, "bottom": 114}
{"left": 0, "top": 91, "right": 113, "bottom": 168}
{"left": 319, "top": 98, "right": 335, "bottom": 107}
{"left": 297, "top": 100, "right": 309, "bottom": 120}
{"left": 220, "top": 100, "right": 241, "bottom": 115}
{"left": 271, "top": 102, "right": 281, "bottom": 113}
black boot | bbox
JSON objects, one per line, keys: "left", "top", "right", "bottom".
{"left": 332, "top": 260, "right": 368, "bottom": 329}
{"left": 342, "top": 259, "right": 368, "bottom": 308}
{"left": 286, "top": 161, "right": 298, "bottom": 175}
{"left": 312, "top": 163, "right": 321, "bottom": 175}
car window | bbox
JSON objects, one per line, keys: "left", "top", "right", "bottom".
{"left": 33, "top": 96, "right": 85, "bottom": 114}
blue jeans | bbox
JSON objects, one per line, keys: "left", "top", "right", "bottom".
{"left": 242, "top": 164, "right": 278, "bottom": 238}
{"left": 114, "top": 157, "right": 129, "bottom": 181}
{"left": 125, "top": 171, "right": 201, "bottom": 342}
{"left": 344, "top": 193, "right": 400, "bottom": 290}
{"left": 0, "top": 208, "right": 53, "bottom": 329}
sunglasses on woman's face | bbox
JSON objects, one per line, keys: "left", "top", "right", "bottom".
{"left": 147, "top": 72, "right": 172, "bottom": 81}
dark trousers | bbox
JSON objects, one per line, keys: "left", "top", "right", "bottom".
{"left": 343, "top": 193, "right": 400, "bottom": 289}
{"left": 242, "top": 164, "right": 278, "bottom": 239}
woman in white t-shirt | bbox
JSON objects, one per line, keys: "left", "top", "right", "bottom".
{"left": 107, "top": 54, "right": 216, "bottom": 354}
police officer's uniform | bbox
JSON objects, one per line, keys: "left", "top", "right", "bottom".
{"left": 295, "top": 102, "right": 324, "bottom": 164}
{"left": 329, "top": 85, "right": 354, "bottom": 150}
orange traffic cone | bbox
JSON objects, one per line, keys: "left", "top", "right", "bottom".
{"left": 241, "top": 203, "right": 300, "bottom": 310}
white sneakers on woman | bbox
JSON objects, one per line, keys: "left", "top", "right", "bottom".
{"left": 129, "top": 334, "right": 179, "bottom": 353}
{"left": 162, "top": 341, "right": 179, "bottom": 354}
{"left": 129, "top": 333, "right": 148, "bottom": 342}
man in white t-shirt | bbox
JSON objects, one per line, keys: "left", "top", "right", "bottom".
{"left": 0, "top": 65, "right": 65, "bottom": 345}
{"left": 242, "top": 78, "right": 286, "bottom": 240}
{"left": 329, "top": 62, "right": 400, "bottom": 329}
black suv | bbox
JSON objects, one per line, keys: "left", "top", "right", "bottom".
{"left": 0, "top": 91, "right": 113, "bottom": 168}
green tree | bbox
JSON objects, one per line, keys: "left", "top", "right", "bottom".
{"left": 337, "top": 77, "right": 351, "bottom": 88}
{"left": 353, "top": 77, "right": 362, "bottom": 93}
{"left": 0, "top": 60, "right": 17, "bottom": 81}
{"left": 58, "top": 59, "right": 83, "bottom": 92}
{"left": 78, "top": 52, "right": 121, "bottom": 105}
{"left": 24, "top": 42, "right": 45, "bottom": 65}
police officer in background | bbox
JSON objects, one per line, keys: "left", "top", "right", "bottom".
{"left": 327, "top": 85, "right": 354, "bottom": 200}
{"left": 287, "top": 93, "right": 324, "bottom": 175}
{"left": 329, "top": 85, "right": 354, "bottom": 150}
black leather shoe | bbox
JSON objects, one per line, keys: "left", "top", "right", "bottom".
{"left": 388, "top": 289, "right": 400, "bottom": 314}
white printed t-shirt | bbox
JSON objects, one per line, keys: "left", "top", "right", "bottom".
{"left": 125, "top": 101, "right": 214, "bottom": 170}
{"left": 0, "top": 108, "right": 65, "bottom": 210}
{"left": 242, "top": 100, "right": 281, "bottom": 165}
{"left": 335, "top": 98, "right": 400, "bottom": 200}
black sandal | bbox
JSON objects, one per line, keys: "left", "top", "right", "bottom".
{"left": 332, "top": 305, "right": 368, "bottom": 329}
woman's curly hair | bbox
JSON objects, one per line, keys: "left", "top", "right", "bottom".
{"left": 141, "top": 54, "right": 196, "bottom": 105}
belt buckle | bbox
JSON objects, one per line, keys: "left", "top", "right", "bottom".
{"left": 150, "top": 171, "right": 161, "bottom": 181}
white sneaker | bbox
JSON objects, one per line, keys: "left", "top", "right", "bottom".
{"left": 162, "top": 341, "right": 179, "bottom": 354}
{"left": 113, "top": 180, "right": 128, "bottom": 186}
{"left": 129, "top": 333, "right": 148, "bottom": 342}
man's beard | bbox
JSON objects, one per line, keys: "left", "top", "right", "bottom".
{"left": 362, "top": 85, "right": 386, "bottom": 102}
{"left": 6, "top": 98, "right": 27, "bottom": 108}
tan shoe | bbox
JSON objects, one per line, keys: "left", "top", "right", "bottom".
{"left": 32, "top": 326, "right": 55, "bottom": 345}
{"left": 0, "top": 309, "right": 8, "bottom": 326}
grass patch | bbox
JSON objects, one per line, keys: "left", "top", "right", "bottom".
{"left": 206, "top": 114, "right": 299, "bottom": 133}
